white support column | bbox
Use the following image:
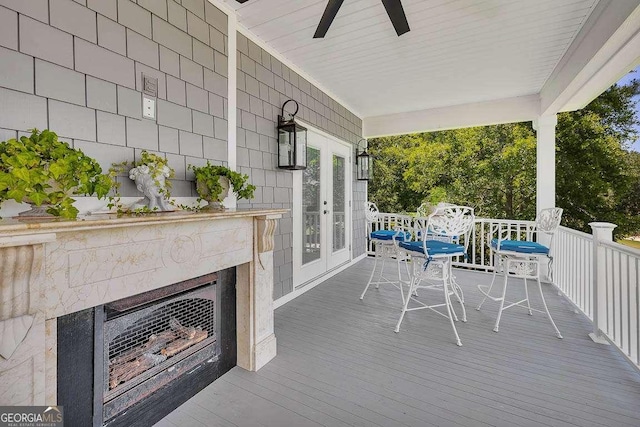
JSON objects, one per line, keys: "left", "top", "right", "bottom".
{"left": 588, "top": 222, "right": 617, "bottom": 344}
{"left": 533, "top": 114, "right": 557, "bottom": 213}
{"left": 225, "top": 11, "right": 238, "bottom": 209}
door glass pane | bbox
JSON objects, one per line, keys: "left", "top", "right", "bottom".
{"left": 303, "top": 147, "right": 321, "bottom": 265}
{"left": 332, "top": 154, "right": 346, "bottom": 252}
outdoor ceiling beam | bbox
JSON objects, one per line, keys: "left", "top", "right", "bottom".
{"left": 362, "top": 95, "right": 540, "bottom": 138}
{"left": 540, "top": 0, "right": 640, "bottom": 115}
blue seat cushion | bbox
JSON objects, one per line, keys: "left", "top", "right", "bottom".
{"left": 491, "top": 239, "right": 549, "bottom": 255}
{"left": 399, "top": 240, "right": 465, "bottom": 256}
{"left": 370, "top": 230, "right": 411, "bottom": 241}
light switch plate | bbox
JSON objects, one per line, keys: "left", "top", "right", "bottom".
{"left": 143, "top": 96, "right": 156, "bottom": 119}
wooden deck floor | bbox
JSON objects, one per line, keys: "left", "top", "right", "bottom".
{"left": 157, "top": 258, "right": 640, "bottom": 427}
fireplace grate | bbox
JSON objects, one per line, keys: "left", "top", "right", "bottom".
{"left": 108, "top": 298, "right": 214, "bottom": 363}
{"left": 102, "top": 282, "right": 219, "bottom": 421}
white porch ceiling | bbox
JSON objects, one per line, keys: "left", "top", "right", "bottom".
{"left": 224, "top": 0, "right": 599, "bottom": 118}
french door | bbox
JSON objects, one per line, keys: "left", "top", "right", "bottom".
{"left": 293, "top": 128, "right": 351, "bottom": 287}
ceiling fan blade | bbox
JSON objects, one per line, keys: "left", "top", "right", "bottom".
{"left": 380, "top": 0, "right": 410, "bottom": 36}
{"left": 314, "top": 0, "right": 345, "bottom": 38}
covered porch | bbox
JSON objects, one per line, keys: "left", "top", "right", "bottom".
{"left": 1, "top": 0, "right": 640, "bottom": 424}
{"left": 159, "top": 260, "right": 640, "bottom": 427}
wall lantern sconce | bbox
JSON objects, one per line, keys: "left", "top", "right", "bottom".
{"left": 355, "top": 139, "right": 372, "bottom": 181}
{"left": 277, "top": 99, "right": 307, "bottom": 170}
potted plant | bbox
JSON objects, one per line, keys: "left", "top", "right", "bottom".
{"left": 109, "top": 151, "right": 175, "bottom": 212}
{"left": 189, "top": 161, "right": 256, "bottom": 210}
{"left": 0, "top": 129, "right": 112, "bottom": 219}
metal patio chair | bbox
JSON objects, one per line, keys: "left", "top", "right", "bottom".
{"left": 476, "top": 208, "right": 563, "bottom": 338}
{"left": 360, "top": 202, "right": 411, "bottom": 302}
{"left": 394, "top": 206, "right": 475, "bottom": 346}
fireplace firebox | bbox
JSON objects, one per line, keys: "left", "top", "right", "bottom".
{"left": 102, "top": 272, "right": 219, "bottom": 421}
{"left": 57, "top": 268, "right": 237, "bottom": 427}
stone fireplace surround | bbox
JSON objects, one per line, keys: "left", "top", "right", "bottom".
{"left": 0, "top": 209, "right": 284, "bottom": 413}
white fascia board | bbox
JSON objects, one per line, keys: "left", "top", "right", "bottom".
{"left": 540, "top": 0, "right": 640, "bottom": 115}
{"left": 362, "top": 95, "right": 540, "bottom": 138}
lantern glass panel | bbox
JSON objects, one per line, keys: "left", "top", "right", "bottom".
{"left": 357, "top": 153, "right": 370, "bottom": 180}
{"left": 296, "top": 128, "right": 307, "bottom": 167}
{"left": 278, "top": 126, "right": 293, "bottom": 167}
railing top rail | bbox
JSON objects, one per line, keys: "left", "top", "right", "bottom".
{"left": 599, "top": 239, "right": 640, "bottom": 257}
{"left": 378, "top": 213, "right": 536, "bottom": 224}
{"left": 378, "top": 212, "right": 412, "bottom": 217}
{"left": 558, "top": 225, "right": 593, "bottom": 240}
{"left": 474, "top": 217, "right": 535, "bottom": 225}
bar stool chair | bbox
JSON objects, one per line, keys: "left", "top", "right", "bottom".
{"left": 476, "top": 208, "right": 563, "bottom": 338}
{"left": 360, "top": 202, "right": 411, "bottom": 302}
{"left": 394, "top": 206, "right": 475, "bottom": 346}
{"left": 413, "top": 203, "right": 469, "bottom": 303}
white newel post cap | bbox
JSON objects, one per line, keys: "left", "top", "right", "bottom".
{"left": 588, "top": 222, "right": 617, "bottom": 241}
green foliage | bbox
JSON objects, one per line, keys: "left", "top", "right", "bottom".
{"left": 189, "top": 161, "right": 256, "bottom": 203}
{"left": 369, "top": 123, "right": 537, "bottom": 220}
{"left": 368, "top": 80, "right": 640, "bottom": 238}
{"left": 556, "top": 79, "right": 640, "bottom": 237}
{"left": 0, "top": 129, "right": 112, "bottom": 218}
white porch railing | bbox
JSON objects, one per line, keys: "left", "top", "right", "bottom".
{"left": 366, "top": 214, "right": 534, "bottom": 270}
{"left": 366, "top": 212, "right": 413, "bottom": 254}
{"left": 554, "top": 226, "right": 593, "bottom": 319}
{"left": 456, "top": 218, "right": 535, "bottom": 271}
{"left": 366, "top": 213, "right": 640, "bottom": 368}
{"left": 304, "top": 211, "right": 347, "bottom": 252}
{"left": 596, "top": 237, "right": 640, "bottom": 366}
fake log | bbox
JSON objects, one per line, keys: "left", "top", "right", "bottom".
{"left": 161, "top": 329, "right": 208, "bottom": 357}
{"left": 109, "top": 353, "right": 167, "bottom": 389}
{"left": 110, "top": 330, "right": 176, "bottom": 366}
{"left": 169, "top": 317, "right": 196, "bottom": 339}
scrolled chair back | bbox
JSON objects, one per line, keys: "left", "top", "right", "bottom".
{"left": 365, "top": 201, "right": 379, "bottom": 223}
{"left": 426, "top": 206, "right": 475, "bottom": 246}
{"left": 416, "top": 201, "right": 456, "bottom": 218}
{"left": 365, "top": 202, "right": 379, "bottom": 234}
{"left": 416, "top": 202, "right": 431, "bottom": 218}
{"left": 536, "top": 207, "right": 563, "bottom": 235}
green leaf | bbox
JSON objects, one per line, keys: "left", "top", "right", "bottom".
{"left": 0, "top": 173, "right": 13, "bottom": 191}
{"left": 6, "top": 188, "right": 26, "bottom": 202}
{"left": 49, "top": 161, "right": 66, "bottom": 179}
{"left": 28, "top": 191, "right": 48, "bottom": 206}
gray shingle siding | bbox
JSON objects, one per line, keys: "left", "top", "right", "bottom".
{"left": 0, "top": 0, "right": 228, "bottom": 195}
{"left": 235, "top": 33, "right": 363, "bottom": 300}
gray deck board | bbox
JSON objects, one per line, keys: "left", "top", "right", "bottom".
{"left": 158, "top": 259, "right": 640, "bottom": 427}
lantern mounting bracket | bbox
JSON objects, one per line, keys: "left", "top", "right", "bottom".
{"left": 355, "top": 138, "right": 367, "bottom": 160}
{"left": 277, "top": 99, "right": 307, "bottom": 170}
{"left": 280, "top": 99, "right": 299, "bottom": 120}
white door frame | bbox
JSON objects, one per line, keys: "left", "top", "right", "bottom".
{"left": 292, "top": 121, "right": 353, "bottom": 289}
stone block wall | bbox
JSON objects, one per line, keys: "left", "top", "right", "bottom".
{"left": 235, "top": 34, "right": 366, "bottom": 299}
{"left": 0, "top": 0, "right": 229, "bottom": 195}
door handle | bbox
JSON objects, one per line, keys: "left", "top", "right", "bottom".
{"left": 324, "top": 210, "right": 329, "bottom": 214}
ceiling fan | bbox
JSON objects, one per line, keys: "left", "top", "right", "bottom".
{"left": 313, "top": 0, "right": 410, "bottom": 38}
{"left": 235, "top": 0, "right": 410, "bottom": 38}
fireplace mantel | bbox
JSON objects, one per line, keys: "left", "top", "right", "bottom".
{"left": 0, "top": 209, "right": 285, "bottom": 406}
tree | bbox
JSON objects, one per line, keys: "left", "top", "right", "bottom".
{"left": 556, "top": 80, "right": 640, "bottom": 236}
{"left": 368, "top": 79, "right": 640, "bottom": 237}
{"left": 369, "top": 123, "right": 538, "bottom": 220}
